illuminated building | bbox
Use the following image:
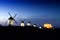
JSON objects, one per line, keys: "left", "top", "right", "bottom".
{"left": 20, "top": 21, "right": 25, "bottom": 27}
{"left": 8, "top": 19, "right": 14, "bottom": 26}
{"left": 33, "top": 24, "right": 36, "bottom": 27}
{"left": 8, "top": 12, "right": 17, "bottom": 26}
{"left": 39, "top": 27, "right": 42, "bottom": 29}
{"left": 44, "top": 23, "right": 52, "bottom": 29}
{"left": 27, "top": 21, "right": 31, "bottom": 26}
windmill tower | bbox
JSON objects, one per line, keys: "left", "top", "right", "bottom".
{"left": 33, "top": 24, "right": 37, "bottom": 27}
{"left": 20, "top": 21, "right": 25, "bottom": 27}
{"left": 19, "top": 19, "right": 25, "bottom": 27}
{"left": 27, "top": 21, "right": 31, "bottom": 26}
{"left": 8, "top": 12, "right": 17, "bottom": 26}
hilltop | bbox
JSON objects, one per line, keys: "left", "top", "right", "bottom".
{"left": 0, "top": 26, "right": 60, "bottom": 33}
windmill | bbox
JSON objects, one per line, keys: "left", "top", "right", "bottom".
{"left": 8, "top": 12, "right": 17, "bottom": 26}
{"left": 27, "top": 21, "right": 31, "bottom": 26}
{"left": 33, "top": 24, "right": 37, "bottom": 27}
{"left": 19, "top": 19, "right": 25, "bottom": 27}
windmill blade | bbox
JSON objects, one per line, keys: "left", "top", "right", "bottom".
{"left": 14, "top": 19, "right": 17, "bottom": 23}
{"left": 13, "top": 13, "right": 17, "bottom": 18}
{"left": 8, "top": 12, "right": 12, "bottom": 17}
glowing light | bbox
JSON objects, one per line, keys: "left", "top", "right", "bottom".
{"left": 44, "top": 23, "right": 52, "bottom": 29}
{"left": 39, "top": 27, "right": 42, "bottom": 29}
{"left": 20, "top": 23, "right": 25, "bottom": 27}
{"left": 8, "top": 19, "right": 14, "bottom": 26}
{"left": 27, "top": 22, "right": 31, "bottom": 26}
{"left": 33, "top": 24, "right": 36, "bottom": 27}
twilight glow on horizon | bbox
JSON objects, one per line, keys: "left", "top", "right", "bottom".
{"left": 0, "top": 0, "right": 60, "bottom": 28}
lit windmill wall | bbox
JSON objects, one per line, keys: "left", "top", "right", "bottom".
{"left": 33, "top": 24, "right": 37, "bottom": 27}
{"left": 8, "top": 19, "right": 14, "bottom": 26}
{"left": 27, "top": 21, "right": 31, "bottom": 26}
{"left": 20, "top": 21, "right": 25, "bottom": 27}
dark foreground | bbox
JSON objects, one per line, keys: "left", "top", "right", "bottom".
{"left": 0, "top": 26, "right": 60, "bottom": 39}
{"left": 0, "top": 26, "right": 60, "bottom": 33}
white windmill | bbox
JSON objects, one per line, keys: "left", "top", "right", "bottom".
{"left": 19, "top": 19, "right": 25, "bottom": 27}
{"left": 27, "top": 21, "right": 31, "bottom": 26}
{"left": 33, "top": 24, "right": 37, "bottom": 27}
{"left": 8, "top": 12, "right": 17, "bottom": 26}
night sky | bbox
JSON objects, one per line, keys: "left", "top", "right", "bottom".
{"left": 0, "top": 0, "right": 60, "bottom": 28}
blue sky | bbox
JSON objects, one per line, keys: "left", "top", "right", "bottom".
{"left": 0, "top": 0, "right": 60, "bottom": 27}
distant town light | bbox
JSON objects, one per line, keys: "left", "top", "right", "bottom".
{"left": 44, "top": 23, "right": 52, "bottom": 29}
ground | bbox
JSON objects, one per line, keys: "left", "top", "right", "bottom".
{"left": 0, "top": 26, "right": 60, "bottom": 32}
{"left": 0, "top": 26, "right": 60, "bottom": 39}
